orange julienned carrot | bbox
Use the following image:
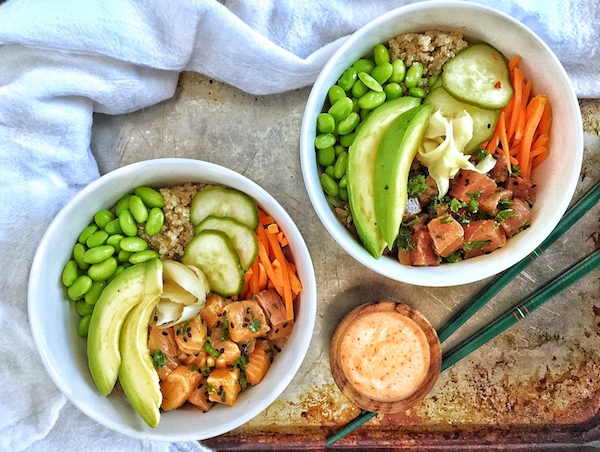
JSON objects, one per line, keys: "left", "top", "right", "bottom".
{"left": 497, "top": 111, "right": 511, "bottom": 173}
{"left": 266, "top": 231, "right": 294, "bottom": 321}
{"left": 519, "top": 94, "right": 547, "bottom": 178}
{"left": 506, "top": 67, "right": 523, "bottom": 140}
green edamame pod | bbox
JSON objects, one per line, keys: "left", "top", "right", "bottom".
{"left": 408, "top": 87, "right": 426, "bottom": 98}
{"left": 405, "top": 62, "right": 424, "bottom": 88}
{"left": 86, "top": 230, "right": 109, "bottom": 248}
{"left": 327, "top": 85, "right": 346, "bottom": 105}
{"left": 103, "top": 218, "right": 123, "bottom": 235}
{"left": 72, "top": 243, "right": 89, "bottom": 270}
{"left": 119, "top": 237, "right": 148, "bottom": 252}
{"left": 328, "top": 96, "right": 353, "bottom": 122}
{"left": 76, "top": 299, "right": 94, "bottom": 316}
{"left": 320, "top": 173, "right": 339, "bottom": 197}
{"left": 337, "top": 112, "right": 360, "bottom": 135}
{"left": 337, "top": 67, "right": 357, "bottom": 91}
{"left": 351, "top": 80, "right": 369, "bottom": 98}
{"left": 83, "top": 245, "right": 115, "bottom": 264}
{"left": 67, "top": 275, "right": 93, "bottom": 300}
{"left": 317, "top": 146, "right": 336, "bottom": 167}
{"left": 357, "top": 72, "right": 383, "bottom": 92}
{"left": 352, "top": 58, "right": 375, "bottom": 74}
{"left": 94, "top": 210, "right": 115, "bottom": 229}
{"left": 129, "top": 195, "right": 149, "bottom": 223}
{"left": 315, "top": 133, "right": 336, "bottom": 150}
{"left": 333, "top": 152, "right": 348, "bottom": 180}
{"left": 145, "top": 207, "right": 164, "bottom": 236}
{"left": 115, "top": 194, "right": 131, "bottom": 217}
{"left": 358, "top": 91, "right": 386, "bottom": 110}
{"left": 371, "top": 63, "right": 393, "bottom": 85}
{"left": 87, "top": 256, "right": 118, "bottom": 281}
{"left": 134, "top": 186, "right": 164, "bottom": 209}
{"left": 78, "top": 314, "right": 91, "bottom": 337}
{"left": 118, "top": 209, "right": 137, "bottom": 237}
{"left": 373, "top": 43, "right": 390, "bottom": 65}
{"left": 62, "top": 260, "right": 79, "bottom": 287}
{"left": 84, "top": 280, "right": 106, "bottom": 306}
{"left": 389, "top": 59, "right": 407, "bottom": 83}
{"left": 106, "top": 234, "right": 124, "bottom": 252}
{"left": 78, "top": 224, "right": 98, "bottom": 245}
{"left": 317, "top": 113, "right": 335, "bottom": 134}
{"left": 384, "top": 83, "right": 403, "bottom": 100}
{"left": 129, "top": 250, "right": 160, "bottom": 265}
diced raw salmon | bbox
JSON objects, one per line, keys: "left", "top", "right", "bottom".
{"left": 148, "top": 324, "right": 180, "bottom": 381}
{"left": 490, "top": 154, "right": 510, "bottom": 183}
{"left": 449, "top": 170, "right": 497, "bottom": 203}
{"left": 255, "top": 289, "right": 287, "bottom": 327}
{"left": 160, "top": 365, "right": 202, "bottom": 411}
{"left": 207, "top": 367, "right": 241, "bottom": 406}
{"left": 245, "top": 339, "right": 272, "bottom": 386}
{"left": 427, "top": 215, "right": 464, "bottom": 258}
{"left": 500, "top": 198, "right": 532, "bottom": 237}
{"left": 210, "top": 327, "right": 241, "bottom": 368}
{"left": 174, "top": 313, "right": 207, "bottom": 355}
{"left": 187, "top": 378, "right": 213, "bottom": 412}
{"left": 504, "top": 176, "right": 537, "bottom": 205}
{"left": 462, "top": 220, "right": 507, "bottom": 259}
{"left": 410, "top": 225, "right": 440, "bottom": 266}
{"left": 417, "top": 175, "right": 440, "bottom": 205}
{"left": 225, "top": 300, "right": 271, "bottom": 344}
{"left": 479, "top": 189, "right": 513, "bottom": 216}
{"left": 201, "top": 293, "right": 231, "bottom": 331}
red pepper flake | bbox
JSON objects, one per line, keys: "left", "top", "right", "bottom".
{"left": 494, "top": 81, "right": 502, "bottom": 89}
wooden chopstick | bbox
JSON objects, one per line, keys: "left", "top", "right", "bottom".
{"left": 326, "top": 182, "right": 600, "bottom": 446}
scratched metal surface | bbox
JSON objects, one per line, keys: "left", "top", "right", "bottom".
{"left": 91, "top": 73, "right": 600, "bottom": 450}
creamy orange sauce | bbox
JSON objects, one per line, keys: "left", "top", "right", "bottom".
{"left": 339, "top": 311, "right": 430, "bottom": 402}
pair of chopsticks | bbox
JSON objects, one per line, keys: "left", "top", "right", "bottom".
{"left": 326, "top": 181, "right": 600, "bottom": 447}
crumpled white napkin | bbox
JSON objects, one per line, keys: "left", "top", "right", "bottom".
{"left": 0, "top": 0, "right": 597, "bottom": 451}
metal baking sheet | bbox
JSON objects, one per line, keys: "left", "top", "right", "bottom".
{"left": 91, "top": 73, "right": 600, "bottom": 450}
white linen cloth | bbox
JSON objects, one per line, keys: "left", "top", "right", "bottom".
{"left": 0, "top": 0, "right": 597, "bottom": 451}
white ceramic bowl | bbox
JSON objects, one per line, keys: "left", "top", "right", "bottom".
{"left": 300, "top": 1, "right": 583, "bottom": 287}
{"left": 28, "top": 158, "right": 317, "bottom": 441}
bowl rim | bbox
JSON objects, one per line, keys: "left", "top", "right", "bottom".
{"left": 28, "top": 157, "right": 317, "bottom": 440}
{"left": 300, "top": 0, "right": 583, "bottom": 287}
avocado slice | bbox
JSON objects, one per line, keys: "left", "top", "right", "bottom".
{"left": 118, "top": 258, "right": 163, "bottom": 428}
{"left": 347, "top": 96, "right": 421, "bottom": 258}
{"left": 87, "top": 259, "right": 163, "bottom": 397}
{"left": 374, "top": 105, "right": 432, "bottom": 245}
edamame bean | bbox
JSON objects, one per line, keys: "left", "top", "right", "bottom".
{"left": 62, "top": 260, "right": 79, "bottom": 287}
{"left": 408, "top": 87, "right": 426, "bottom": 98}
{"left": 108, "top": 265, "right": 125, "bottom": 283}
{"left": 351, "top": 79, "right": 369, "bottom": 98}
{"left": 333, "top": 152, "right": 348, "bottom": 180}
{"left": 325, "top": 165, "right": 335, "bottom": 178}
{"left": 404, "top": 62, "right": 423, "bottom": 88}
{"left": 129, "top": 195, "right": 149, "bottom": 223}
{"left": 86, "top": 230, "right": 109, "bottom": 248}
{"left": 317, "top": 113, "right": 335, "bottom": 134}
{"left": 94, "top": 209, "right": 115, "bottom": 229}
{"left": 76, "top": 299, "right": 94, "bottom": 316}
{"left": 134, "top": 186, "right": 165, "bottom": 209}
{"left": 428, "top": 74, "right": 439, "bottom": 87}
{"left": 339, "top": 175, "right": 348, "bottom": 189}
{"left": 320, "top": 173, "right": 339, "bottom": 197}
{"left": 338, "top": 187, "right": 348, "bottom": 202}
{"left": 115, "top": 194, "right": 131, "bottom": 217}
{"left": 327, "top": 85, "right": 346, "bottom": 105}
{"left": 145, "top": 207, "right": 164, "bottom": 236}
{"left": 83, "top": 245, "right": 115, "bottom": 264}
{"left": 384, "top": 83, "right": 403, "bottom": 100}
{"left": 106, "top": 234, "right": 124, "bottom": 252}
{"left": 120, "top": 237, "right": 148, "bottom": 252}
{"left": 72, "top": 243, "right": 89, "bottom": 270}
{"left": 78, "top": 224, "right": 98, "bottom": 245}
{"left": 357, "top": 72, "right": 383, "bottom": 92}
{"left": 351, "top": 97, "right": 361, "bottom": 113}
{"left": 373, "top": 43, "right": 390, "bottom": 65}
{"left": 87, "top": 257, "right": 118, "bottom": 281}
{"left": 67, "top": 275, "right": 93, "bottom": 300}
{"left": 78, "top": 314, "right": 91, "bottom": 337}
{"left": 389, "top": 59, "right": 406, "bottom": 83}
{"left": 334, "top": 144, "right": 346, "bottom": 156}
{"left": 337, "top": 67, "right": 357, "bottom": 91}
{"left": 370, "top": 63, "right": 393, "bottom": 85}
{"left": 358, "top": 91, "right": 386, "bottom": 110}
{"left": 84, "top": 280, "right": 106, "bottom": 306}
{"left": 339, "top": 133, "right": 355, "bottom": 148}
{"left": 118, "top": 209, "right": 138, "bottom": 237}
{"left": 326, "top": 194, "right": 341, "bottom": 207}
{"left": 317, "top": 146, "right": 335, "bottom": 167}
{"left": 118, "top": 249, "right": 134, "bottom": 262}
{"left": 104, "top": 218, "right": 123, "bottom": 235}
{"left": 315, "top": 133, "right": 336, "bottom": 150}
{"left": 337, "top": 112, "right": 360, "bottom": 135}
{"left": 352, "top": 58, "right": 375, "bottom": 74}
{"left": 328, "top": 96, "right": 353, "bottom": 122}
{"left": 129, "top": 250, "right": 160, "bottom": 265}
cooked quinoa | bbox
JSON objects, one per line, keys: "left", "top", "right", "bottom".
{"left": 388, "top": 29, "right": 468, "bottom": 78}
{"left": 139, "top": 182, "right": 209, "bottom": 260}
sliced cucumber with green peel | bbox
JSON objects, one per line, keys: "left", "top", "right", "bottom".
{"left": 181, "top": 230, "right": 244, "bottom": 297}
{"left": 424, "top": 86, "right": 500, "bottom": 153}
{"left": 190, "top": 186, "right": 259, "bottom": 230}
{"left": 194, "top": 215, "right": 258, "bottom": 271}
{"left": 442, "top": 43, "right": 513, "bottom": 110}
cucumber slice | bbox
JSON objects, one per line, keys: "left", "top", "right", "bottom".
{"left": 195, "top": 216, "right": 258, "bottom": 271}
{"left": 190, "top": 186, "right": 259, "bottom": 230}
{"left": 442, "top": 43, "right": 513, "bottom": 110}
{"left": 181, "top": 230, "right": 244, "bottom": 297}
{"left": 424, "top": 86, "right": 500, "bottom": 153}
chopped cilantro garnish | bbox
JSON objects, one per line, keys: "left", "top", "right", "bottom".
{"left": 467, "top": 190, "right": 483, "bottom": 200}
{"left": 220, "top": 316, "right": 230, "bottom": 341}
{"left": 151, "top": 350, "right": 166, "bottom": 369}
{"left": 450, "top": 198, "right": 464, "bottom": 212}
{"left": 440, "top": 215, "right": 453, "bottom": 224}
{"left": 395, "top": 225, "right": 415, "bottom": 251}
{"left": 466, "top": 199, "right": 479, "bottom": 213}
{"left": 495, "top": 209, "right": 514, "bottom": 223}
{"left": 498, "top": 198, "right": 514, "bottom": 210}
{"left": 511, "top": 164, "right": 521, "bottom": 176}
{"left": 407, "top": 174, "right": 428, "bottom": 197}
{"left": 446, "top": 251, "right": 463, "bottom": 263}
{"left": 221, "top": 391, "right": 227, "bottom": 403}
{"left": 464, "top": 240, "right": 489, "bottom": 251}
{"left": 203, "top": 341, "right": 221, "bottom": 358}
{"left": 248, "top": 318, "right": 262, "bottom": 333}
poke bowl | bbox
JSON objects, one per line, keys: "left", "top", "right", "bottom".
{"left": 300, "top": 1, "right": 583, "bottom": 287}
{"left": 28, "top": 158, "right": 317, "bottom": 441}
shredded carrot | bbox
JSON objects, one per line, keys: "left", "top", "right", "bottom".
{"left": 259, "top": 214, "right": 275, "bottom": 225}
{"left": 519, "top": 95, "right": 547, "bottom": 178}
{"left": 266, "top": 232, "right": 294, "bottom": 321}
{"left": 277, "top": 231, "right": 288, "bottom": 247}
{"left": 497, "top": 111, "right": 511, "bottom": 173}
{"left": 506, "top": 67, "right": 523, "bottom": 140}
{"left": 248, "top": 258, "right": 260, "bottom": 297}
{"left": 508, "top": 56, "right": 522, "bottom": 71}
{"left": 266, "top": 223, "right": 279, "bottom": 235}
{"left": 257, "top": 262, "right": 267, "bottom": 291}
